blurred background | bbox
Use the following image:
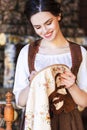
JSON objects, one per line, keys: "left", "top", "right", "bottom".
{"left": 0, "top": 0, "right": 87, "bottom": 129}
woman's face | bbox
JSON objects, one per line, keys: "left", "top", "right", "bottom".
{"left": 30, "top": 12, "right": 61, "bottom": 41}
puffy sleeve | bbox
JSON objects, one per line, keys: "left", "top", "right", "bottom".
{"left": 76, "top": 46, "right": 87, "bottom": 92}
{"left": 13, "top": 44, "right": 30, "bottom": 108}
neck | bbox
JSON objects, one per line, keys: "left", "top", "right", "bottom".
{"left": 41, "top": 31, "right": 68, "bottom": 49}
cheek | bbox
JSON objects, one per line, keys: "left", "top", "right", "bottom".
{"left": 54, "top": 23, "right": 59, "bottom": 30}
{"left": 34, "top": 29, "right": 42, "bottom": 35}
{"left": 50, "top": 22, "right": 58, "bottom": 30}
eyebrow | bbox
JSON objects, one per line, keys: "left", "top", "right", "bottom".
{"left": 33, "top": 18, "right": 53, "bottom": 27}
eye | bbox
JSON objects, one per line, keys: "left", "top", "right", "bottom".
{"left": 34, "top": 25, "right": 41, "bottom": 29}
{"left": 46, "top": 20, "right": 52, "bottom": 25}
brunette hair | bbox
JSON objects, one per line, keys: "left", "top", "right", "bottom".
{"left": 24, "top": 0, "right": 61, "bottom": 20}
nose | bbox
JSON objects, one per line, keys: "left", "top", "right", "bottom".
{"left": 42, "top": 25, "right": 47, "bottom": 34}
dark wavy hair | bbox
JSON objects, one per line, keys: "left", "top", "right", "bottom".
{"left": 24, "top": 0, "right": 61, "bottom": 20}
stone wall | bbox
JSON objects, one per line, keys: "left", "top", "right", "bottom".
{"left": 0, "top": 0, "right": 34, "bottom": 36}
{"left": 60, "top": 0, "right": 84, "bottom": 37}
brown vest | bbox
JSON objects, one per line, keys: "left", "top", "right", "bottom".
{"left": 28, "top": 40, "right": 82, "bottom": 115}
{"left": 28, "top": 40, "right": 82, "bottom": 76}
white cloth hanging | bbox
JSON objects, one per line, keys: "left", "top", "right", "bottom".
{"left": 24, "top": 64, "right": 69, "bottom": 130}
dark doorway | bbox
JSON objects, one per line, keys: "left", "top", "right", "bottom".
{"left": 79, "top": 0, "right": 87, "bottom": 36}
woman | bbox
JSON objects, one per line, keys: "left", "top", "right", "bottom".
{"left": 13, "top": 0, "right": 87, "bottom": 130}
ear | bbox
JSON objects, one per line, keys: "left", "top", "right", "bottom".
{"left": 57, "top": 13, "right": 61, "bottom": 21}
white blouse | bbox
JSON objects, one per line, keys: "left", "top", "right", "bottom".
{"left": 13, "top": 43, "right": 87, "bottom": 107}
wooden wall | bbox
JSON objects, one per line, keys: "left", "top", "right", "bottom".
{"left": 79, "top": 0, "right": 87, "bottom": 36}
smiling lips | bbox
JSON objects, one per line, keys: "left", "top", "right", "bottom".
{"left": 44, "top": 31, "right": 53, "bottom": 38}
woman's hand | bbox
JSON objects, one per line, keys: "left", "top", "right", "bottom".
{"left": 60, "top": 70, "right": 76, "bottom": 89}
{"left": 58, "top": 69, "right": 87, "bottom": 107}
